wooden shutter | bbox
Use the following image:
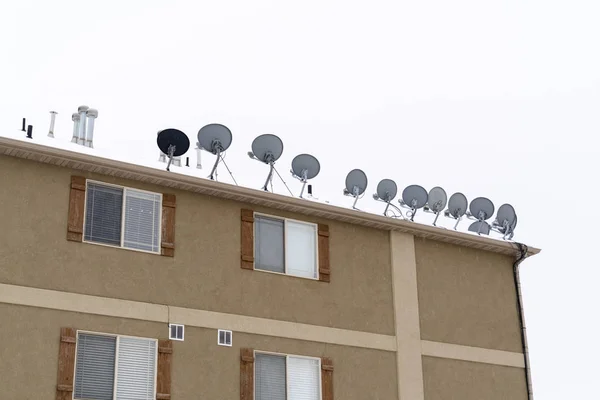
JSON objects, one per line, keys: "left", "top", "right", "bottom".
{"left": 156, "top": 339, "right": 173, "bottom": 400}
{"left": 318, "top": 224, "right": 330, "bottom": 282}
{"left": 240, "top": 209, "right": 255, "bottom": 270}
{"left": 240, "top": 348, "right": 254, "bottom": 400}
{"left": 161, "top": 194, "right": 176, "bottom": 257}
{"left": 67, "top": 176, "right": 86, "bottom": 242}
{"left": 56, "top": 327, "right": 77, "bottom": 400}
{"left": 321, "top": 357, "right": 334, "bottom": 400}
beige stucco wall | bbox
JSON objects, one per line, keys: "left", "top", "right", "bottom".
{"left": 422, "top": 356, "right": 527, "bottom": 400}
{"left": 415, "top": 237, "right": 523, "bottom": 352}
{"left": 0, "top": 155, "right": 394, "bottom": 335}
{"left": 0, "top": 303, "right": 398, "bottom": 400}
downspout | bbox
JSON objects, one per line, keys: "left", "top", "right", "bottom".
{"left": 513, "top": 242, "right": 533, "bottom": 400}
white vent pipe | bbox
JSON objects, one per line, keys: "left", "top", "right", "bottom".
{"left": 85, "top": 109, "right": 98, "bottom": 148}
{"left": 77, "top": 105, "right": 89, "bottom": 145}
{"left": 48, "top": 111, "right": 58, "bottom": 138}
{"left": 71, "top": 113, "right": 80, "bottom": 143}
{"left": 195, "top": 142, "right": 202, "bottom": 169}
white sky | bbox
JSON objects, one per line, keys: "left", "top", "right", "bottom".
{"left": 1, "top": 1, "right": 599, "bottom": 397}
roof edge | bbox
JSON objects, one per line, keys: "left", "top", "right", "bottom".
{"left": 0, "top": 136, "right": 541, "bottom": 258}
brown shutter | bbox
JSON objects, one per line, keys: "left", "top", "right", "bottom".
{"left": 240, "top": 209, "right": 255, "bottom": 270}
{"left": 240, "top": 348, "right": 254, "bottom": 400}
{"left": 161, "top": 194, "right": 176, "bottom": 257}
{"left": 67, "top": 176, "right": 86, "bottom": 242}
{"left": 318, "top": 224, "right": 330, "bottom": 282}
{"left": 56, "top": 327, "right": 77, "bottom": 400}
{"left": 156, "top": 340, "right": 173, "bottom": 400}
{"left": 321, "top": 357, "right": 334, "bottom": 400}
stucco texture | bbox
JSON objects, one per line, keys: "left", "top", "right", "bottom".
{"left": 0, "top": 303, "right": 398, "bottom": 400}
{"left": 415, "top": 237, "right": 523, "bottom": 352}
{"left": 0, "top": 155, "right": 394, "bottom": 335}
{"left": 422, "top": 356, "right": 527, "bottom": 400}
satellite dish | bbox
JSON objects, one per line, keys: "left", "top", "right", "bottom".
{"left": 424, "top": 186, "right": 448, "bottom": 226}
{"left": 444, "top": 192, "right": 468, "bottom": 230}
{"left": 399, "top": 185, "right": 428, "bottom": 221}
{"left": 197, "top": 124, "right": 233, "bottom": 180}
{"left": 343, "top": 169, "right": 368, "bottom": 209}
{"left": 467, "top": 197, "right": 495, "bottom": 235}
{"left": 469, "top": 197, "right": 495, "bottom": 221}
{"left": 248, "top": 134, "right": 284, "bottom": 191}
{"left": 492, "top": 204, "right": 518, "bottom": 240}
{"left": 468, "top": 221, "right": 491, "bottom": 235}
{"left": 157, "top": 129, "right": 190, "bottom": 171}
{"left": 373, "top": 179, "right": 402, "bottom": 218}
{"left": 290, "top": 154, "right": 321, "bottom": 198}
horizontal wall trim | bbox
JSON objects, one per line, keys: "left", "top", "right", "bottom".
{"left": 0, "top": 283, "right": 396, "bottom": 351}
{"left": 421, "top": 340, "right": 526, "bottom": 368}
{"left": 0, "top": 136, "right": 540, "bottom": 258}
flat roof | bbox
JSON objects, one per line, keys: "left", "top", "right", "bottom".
{"left": 0, "top": 136, "right": 540, "bottom": 258}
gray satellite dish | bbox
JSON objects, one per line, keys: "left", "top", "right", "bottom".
{"left": 373, "top": 179, "right": 402, "bottom": 218}
{"left": 157, "top": 129, "right": 190, "bottom": 172}
{"left": 467, "top": 197, "right": 495, "bottom": 235}
{"left": 469, "top": 197, "right": 495, "bottom": 221}
{"left": 444, "top": 192, "right": 468, "bottom": 230}
{"left": 424, "top": 186, "right": 448, "bottom": 226}
{"left": 399, "top": 185, "right": 428, "bottom": 221}
{"left": 468, "top": 221, "right": 491, "bottom": 235}
{"left": 198, "top": 123, "right": 233, "bottom": 180}
{"left": 343, "top": 169, "right": 368, "bottom": 209}
{"left": 290, "top": 154, "right": 320, "bottom": 198}
{"left": 248, "top": 134, "right": 284, "bottom": 191}
{"left": 492, "top": 203, "right": 517, "bottom": 240}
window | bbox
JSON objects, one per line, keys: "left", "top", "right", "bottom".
{"left": 74, "top": 332, "right": 157, "bottom": 400}
{"left": 169, "top": 324, "right": 184, "bottom": 341}
{"left": 254, "top": 215, "right": 318, "bottom": 279}
{"left": 84, "top": 181, "right": 162, "bottom": 253}
{"left": 218, "top": 329, "right": 232, "bottom": 346}
{"left": 255, "top": 352, "right": 321, "bottom": 400}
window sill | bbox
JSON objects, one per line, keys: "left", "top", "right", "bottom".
{"left": 81, "top": 239, "right": 162, "bottom": 256}
{"left": 253, "top": 267, "right": 320, "bottom": 281}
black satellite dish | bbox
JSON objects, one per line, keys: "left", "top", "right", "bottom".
{"left": 157, "top": 129, "right": 190, "bottom": 171}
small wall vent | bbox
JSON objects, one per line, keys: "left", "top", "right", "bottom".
{"left": 218, "top": 329, "right": 232, "bottom": 346}
{"left": 169, "top": 324, "right": 184, "bottom": 341}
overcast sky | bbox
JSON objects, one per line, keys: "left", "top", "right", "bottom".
{"left": 1, "top": 1, "right": 599, "bottom": 398}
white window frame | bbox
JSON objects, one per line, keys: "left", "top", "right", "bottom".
{"left": 169, "top": 323, "right": 185, "bottom": 341}
{"left": 82, "top": 180, "right": 163, "bottom": 255}
{"left": 253, "top": 212, "right": 319, "bottom": 280}
{"left": 217, "top": 329, "right": 232, "bottom": 346}
{"left": 253, "top": 350, "right": 322, "bottom": 400}
{"left": 72, "top": 330, "right": 158, "bottom": 400}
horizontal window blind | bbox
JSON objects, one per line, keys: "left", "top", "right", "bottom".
{"left": 255, "top": 216, "right": 285, "bottom": 273}
{"left": 287, "top": 357, "right": 320, "bottom": 400}
{"left": 123, "top": 189, "right": 161, "bottom": 253}
{"left": 74, "top": 333, "right": 116, "bottom": 400}
{"left": 255, "top": 353, "right": 286, "bottom": 400}
{"left": 285, "top": 221, "right": 317, "bottom": 279}
{"left": 84, "top": 183, "right": 123, "bottom": 246}
{"left": 115, "top": 337, "right": 157, "bottom": 400}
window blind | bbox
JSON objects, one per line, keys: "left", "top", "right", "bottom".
{"left": 84, "top": 183, "right": 123, "bottom": 246}
{"left": 123, "top": 189, "right": 161, "bottom": 252}
{"left": 74, "top": 333, "right": 116, "bottom": 400}
{"left": 115, "top": 337, "right": 157, "bottom": 400}
{"left": 255, "top": 216, "right": 285, "bottom": 273}
{"left": 287, "top": 357, "right": 320, "bottom": 400}
{"left": 285, "top": 221, "right": 317, "bottom": 279}
{"left": 255, "top": 353, "right": 286, "bottom": 400}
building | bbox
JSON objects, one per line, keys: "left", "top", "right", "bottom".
{"left": 0, "top": 135, "right": 540, "bottom": 400}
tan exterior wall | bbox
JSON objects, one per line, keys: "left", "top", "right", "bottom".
{"left": 0, "top": 155, "right": 394, "bottom": 335}
{"left": 0, "top": 303, "right": 398, "bottom": 400}
{"left": 414, "top": 237, "right": 523, "bottom": 352}
{"left": 422, "top": 356, "right": 527, "bottom": 400}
